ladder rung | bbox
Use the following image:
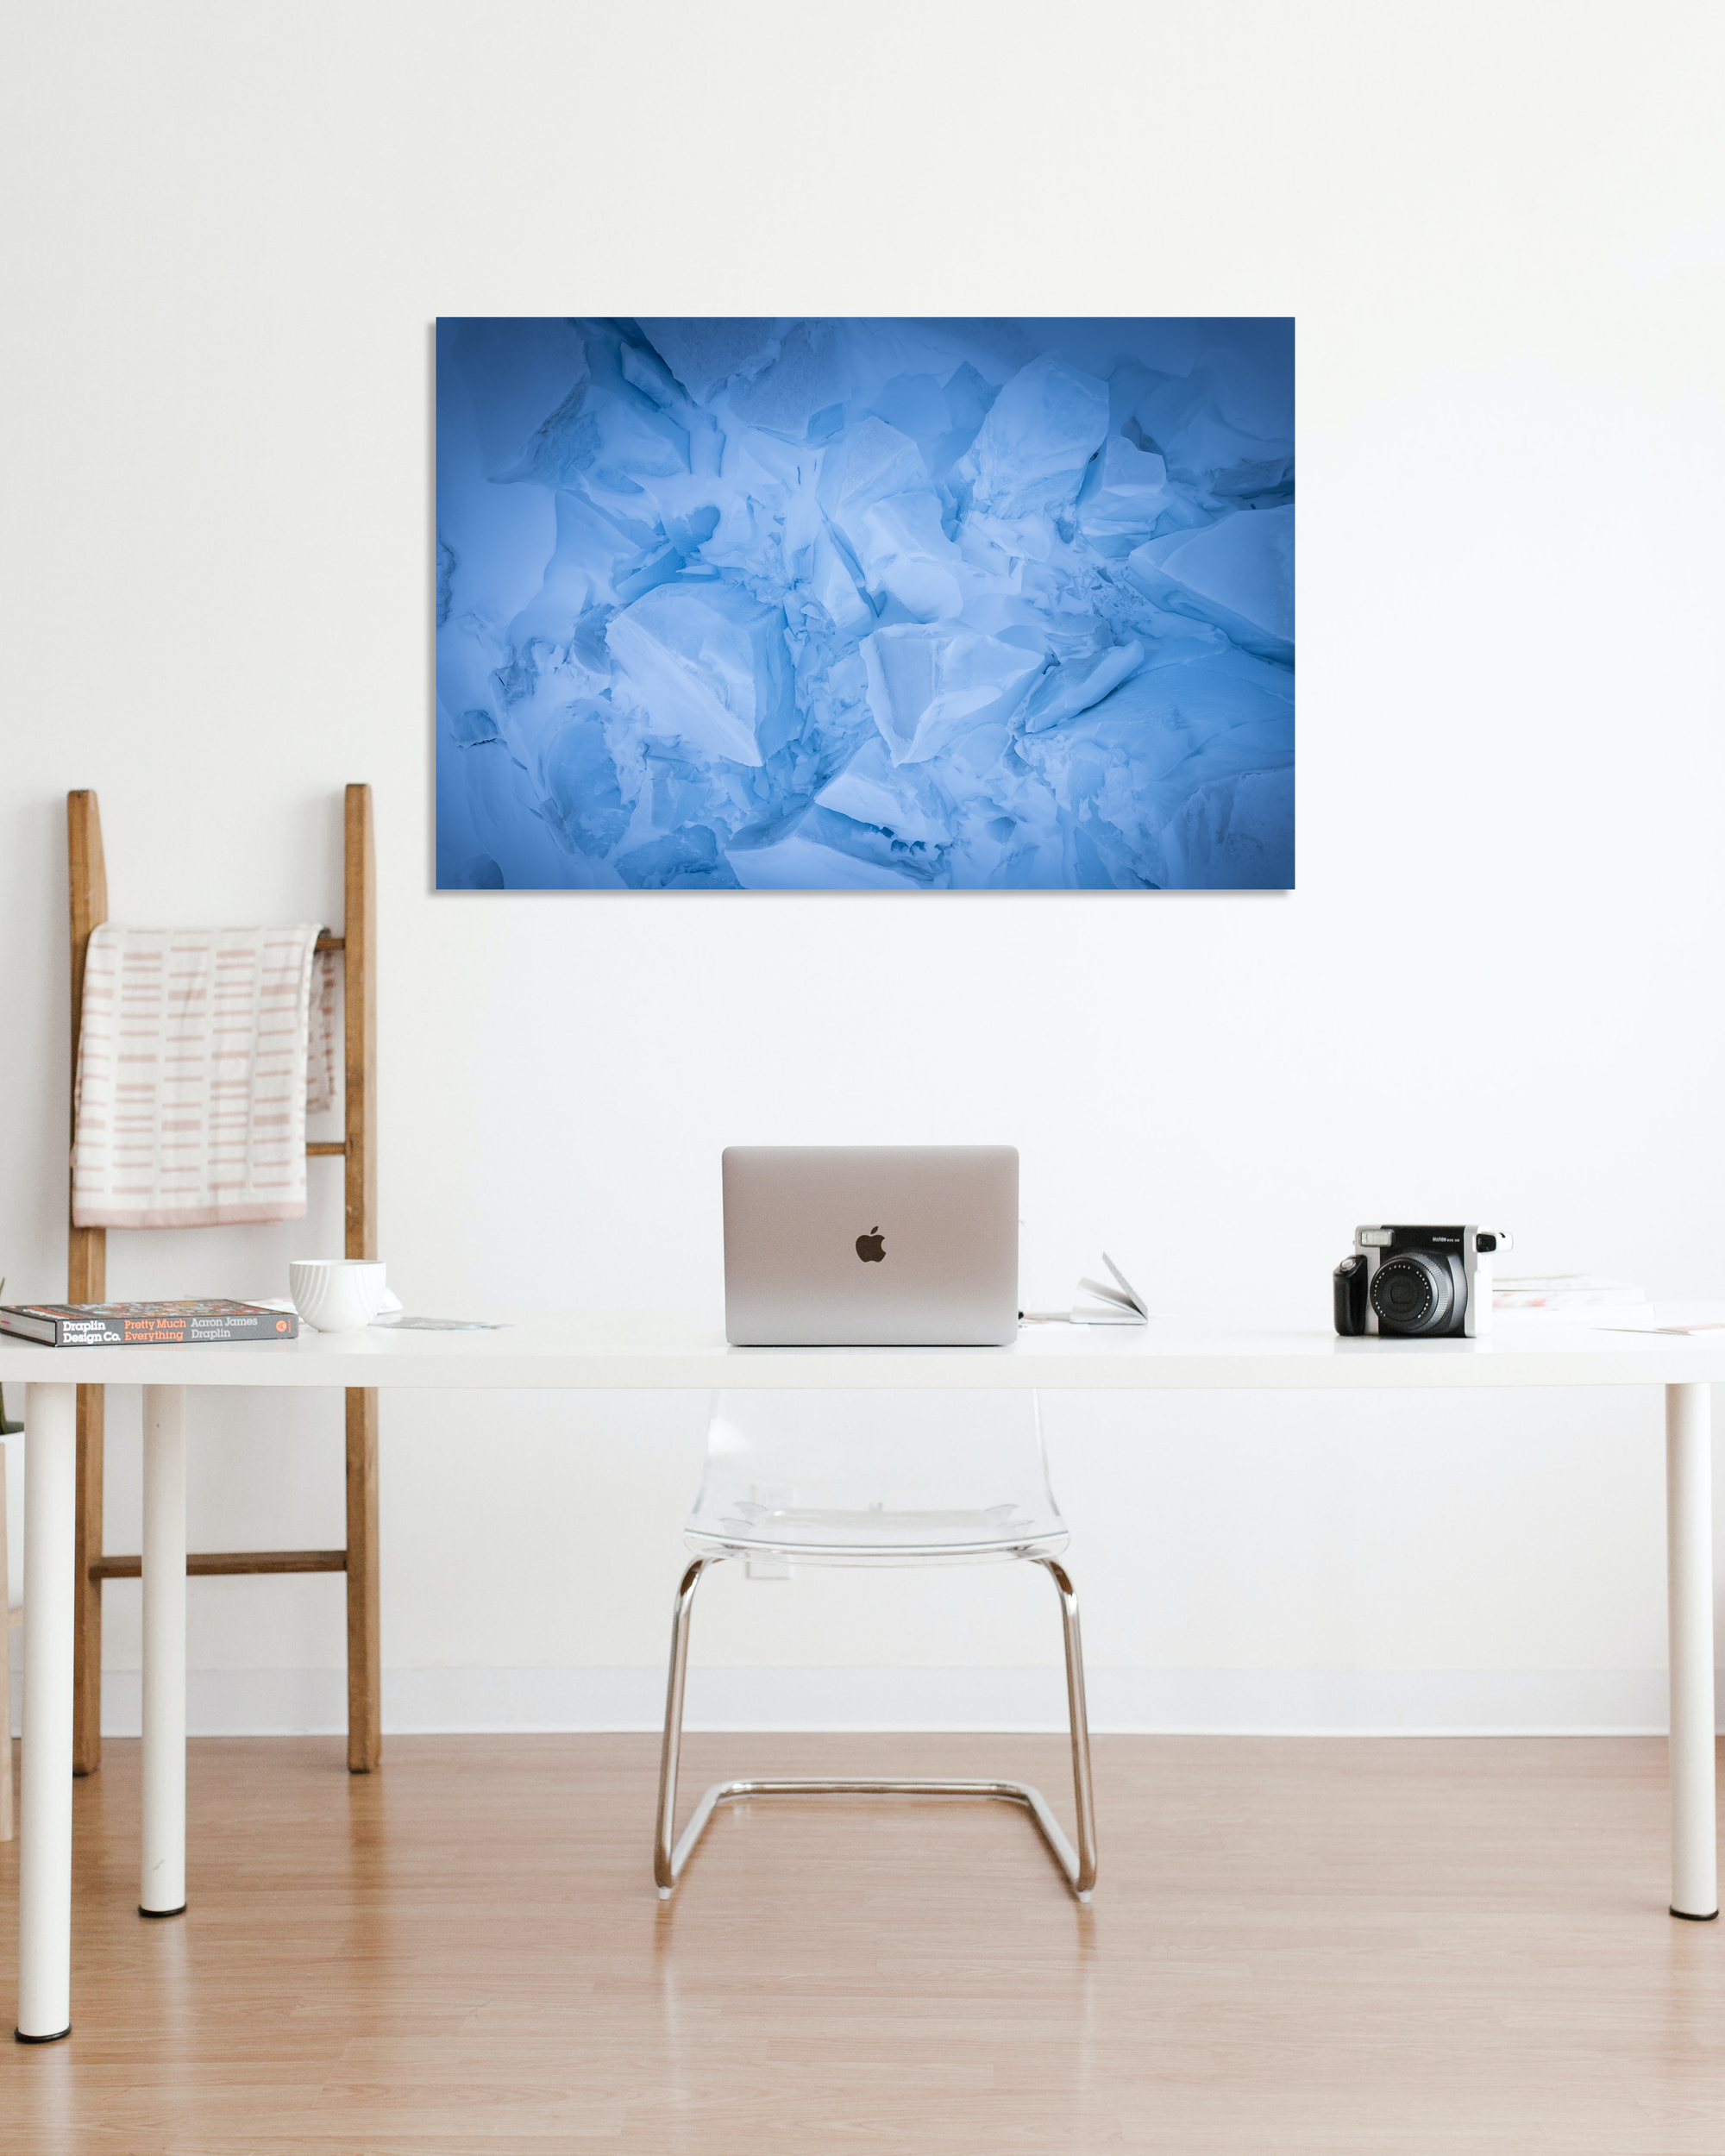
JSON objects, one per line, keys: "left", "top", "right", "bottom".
{"left": 313, "top": 933, "right": 345, "bottom": 953}
{"left": 305, "top": 1141, "right": 347, "bottom": 1156}
{"left": 91, "top": 1550, "right": 347, "bottom": 1580}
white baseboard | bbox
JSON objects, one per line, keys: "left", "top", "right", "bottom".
{"left": 22, "top": 1664, "right": 1697, "bottom": 1739}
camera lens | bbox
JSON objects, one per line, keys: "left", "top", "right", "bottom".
{"left": 1370, "top": 1251, "right": 1456, "bottom": 1336}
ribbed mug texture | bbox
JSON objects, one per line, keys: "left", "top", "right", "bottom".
{"left": 289, "top": 1258, "right": 386, "bottom": 1333}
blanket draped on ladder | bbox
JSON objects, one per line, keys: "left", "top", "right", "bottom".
{"left": 72, "top": 923, "right": 333, "bottom": 1228}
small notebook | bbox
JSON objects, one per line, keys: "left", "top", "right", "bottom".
{"left": 1070, "top": 1255, "right": 1153, "bottom": 1326}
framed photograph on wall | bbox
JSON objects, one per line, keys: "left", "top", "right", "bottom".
{"left": 436, "top": 317, "right": 1294, "bottom": 891}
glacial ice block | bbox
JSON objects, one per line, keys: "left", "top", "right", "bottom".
{"left": 538, "top": 704, "right": 631, "bottom": 859}
{"left": 802, "top": 528, "right": 874, "bottom": 636}
{"left": 959, "top": 353, "right": 1110, "bottom": 517}
{"left": 818, "top": 416, "right": 927, "bottom": 521}
{"left": 451, "top": 317, "right": 590, "bottom": 480}
{"left": 727, "top": 805, "right": 943, "bottom": 890}
{"left": 812, "top": 417, "right": 963, "bottom": 617}
{"left": 725, "top": 319, "right": 853, "bottom": 438}
{"left": 861, "top": 624, "right": 1044, "bottom": 766}
{"left": 1127, "top": 365, "right": 1294, "bottom": 499}
{"left": 637, "top": 319, "right": 779, "bottom": 405}
{"left": 1128, "top": 505, "right": 1294, "bottom": 660}
{"left": 1160, "top": 765, "right": 1295, "bottom": 889}
{"left": 1076, "top": 436, "right": 1174, "bottom": 551}
{"left": 525, "top": 491, "right": 678, "bottom": 624}
{"left": 607, "top": 581, "right": 794, "bottom": 767}
{"left": 578, "top": 386, "right": 691, "bottom": 487}
{"left": 858, "top": 492, "right": 963, "bottom": 619}
{"left": 617, "top": 824, "right": 743, "bottom": 891}
{"left": 813, "top": 734, "right": 956, "bottom": 845}
{"left": 1020, "top": 638, "right": 1145, "bottom": 733}
{"left": 455, "top": 320, "right": 694, "bottom": 494}
{"left": 438, "top": 718, "right": 612, "bottom": 891}
{"left": 1010, "top": 650, "right": 1294, "bottom": 888}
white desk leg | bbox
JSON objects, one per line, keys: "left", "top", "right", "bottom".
{"left": 16, "top": 1382, "right": 76, "bottom": 2042}
{"left": 141, "top": 1385, "right": 186, "bottom": 1918}
{"left": 1666, "top": 1381, "right": 1718, "bottom": 1920}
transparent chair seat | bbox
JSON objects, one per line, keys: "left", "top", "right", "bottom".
{"left": 656, "top": 1390, "right": 1096, "bottom": 1903}
{"left": 683, "top": 1388, "right": 1069, "bottom": 1564}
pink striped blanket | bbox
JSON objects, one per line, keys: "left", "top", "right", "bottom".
{"left": 72, "top": 924, "right": 334, "bottom": 1229}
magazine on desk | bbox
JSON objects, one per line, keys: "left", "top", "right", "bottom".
{"left": 249, "top": 1298, "right": 512, "bottom": 1333}
{"left": 0, "top": 1300, "right": 298, "bottom": 1346}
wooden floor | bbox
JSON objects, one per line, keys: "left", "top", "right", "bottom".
{"left": 3, "top": 1733, "right": 1724, "bottom": 2152}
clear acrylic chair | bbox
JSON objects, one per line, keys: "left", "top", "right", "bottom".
{"left": 654, "top": 1389, "right": 1097, "bottom": 1901}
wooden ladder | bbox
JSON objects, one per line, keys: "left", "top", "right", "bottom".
{"left": 66, "top": 783, "right": 381, "bottom": 1775}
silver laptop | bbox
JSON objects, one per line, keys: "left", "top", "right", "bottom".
{"left": 723, "top": 1145, "right": 1019, "bottom": 1346}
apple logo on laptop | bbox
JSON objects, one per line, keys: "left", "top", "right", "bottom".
{"left": 856, "top": 1226, "right": 885, "bottom": 1263}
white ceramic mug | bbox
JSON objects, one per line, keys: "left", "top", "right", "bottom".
{"left": 289, "top": 1258, "right": 388, "bottom": 1334}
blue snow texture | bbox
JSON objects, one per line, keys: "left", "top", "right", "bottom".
{"left": 436, "top": 318, "right": 1294, "bottom": 892}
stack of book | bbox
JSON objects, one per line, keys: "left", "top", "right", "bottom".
{"left": 1492, "top": 1275, "right": 1649, "bottom": 1319}
{"left": 0, "top": 1300, "right": 298, "bottom": 1345}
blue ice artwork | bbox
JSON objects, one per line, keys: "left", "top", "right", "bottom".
{"left": 436, "top": 318, "right": 1294, "bottom": 891}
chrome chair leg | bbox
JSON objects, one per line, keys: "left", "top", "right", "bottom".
{"left": 653, "top": 1551, "right": 1099, "bottom": 1904}
{"left": 1039, "top": 1556, "right": 1098, "bottom": 1898}
{"left": 654, "top": 1556, "right": 712, "bottom": 1896}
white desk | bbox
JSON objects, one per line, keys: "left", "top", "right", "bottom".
{"left": 7, "top": 1316, "right": 1721, "bottom": 2042}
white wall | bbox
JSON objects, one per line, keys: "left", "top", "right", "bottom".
{"left": 3, "top": 1, "right": 1723, "bottom": 1736}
